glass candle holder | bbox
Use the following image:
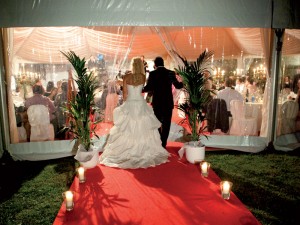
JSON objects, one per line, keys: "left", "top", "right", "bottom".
{"left": 220, "top": 181, "right": 233, "bottom": 200}
{"left": 62, "top": 191, "right": 74, "bottom": 211}
{"left": 200, "top": 161, "right": 210, "bottom": 177}
{"left": 77, "top": 167, "right": 86, "bottom": 183}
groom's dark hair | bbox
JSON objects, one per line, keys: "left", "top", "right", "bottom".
{"left": 154, "top": 57, "right": 164, "bottom": 67}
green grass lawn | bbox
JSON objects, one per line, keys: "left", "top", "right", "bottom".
{"left": 0, "top": 153, "right": 76, "bottom": 225}
{"left": 206, "top": 149, "right": 300, "bottom": 225}
{"left": 0, "top": 148, "right": 299, "bottom": 225}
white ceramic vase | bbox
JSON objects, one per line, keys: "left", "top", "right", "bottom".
{"left": 185, "top": 141, "right": 205, "bottom": 164}
{"left": 74, "top": 144, "right": 99, "bottom": 169}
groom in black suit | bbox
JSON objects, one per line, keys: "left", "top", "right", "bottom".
{"left": 143, "top": 57, "right": 183, "bottom": 148}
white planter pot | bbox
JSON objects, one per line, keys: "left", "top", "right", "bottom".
{"left": 79, "top": 151, "right": 99, "bottom": 169}
{"left": 74, "top": 144, "right": 99, "bottom": 169}
{"left": 185, "top": 141, "right": 205, "bottom": 164}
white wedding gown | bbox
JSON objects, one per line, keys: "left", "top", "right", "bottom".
{"left": 99, "top": 84, "right": 170, "bottom": 169}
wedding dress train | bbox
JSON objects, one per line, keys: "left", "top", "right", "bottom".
{"left": 99, "top": 84, "right": 170, "bottom": 169}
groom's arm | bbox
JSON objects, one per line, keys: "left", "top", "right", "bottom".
{"left": 142, "top": 72, "right": 154, "bottom": 93}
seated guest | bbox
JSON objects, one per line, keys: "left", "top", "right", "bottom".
{"left": 235, "top": 77, "right": 245, "bottom": 94}
{"left": 25, "top": 84, "right": 56, "bottom": 120}
{"left": 281, "top": 84, "right": 292, "bottom": 100}
{"left": 24, "top": 84, "right": 57, "bottom": 139}
{"left": 48, "top": 87, "right": 58, "bottom": 101}
{"left": 216, "top": 78, "right": 244, "bottom": 114}
{"left": 203, "top": 71, "right": 213, "bottom": 91}
{"left": 44, "top": 81, "right": 55, "bottom": 97}
{"left": 56, "top": 80, "right": 63, "bottom": 95}
{"left": 245, "top": 77, "right": 257, "bottom": 96}
{"left": 95, "top": 83, "right": 108, "bottom": 111}
{"left": 12, "top": 85, "right": 25, "bottom": 107}
{"left": 54, "top": 81, "right": 68, "bottom": 136}
{"left": 282, "top": 75, "right": 293, "bottom": 90}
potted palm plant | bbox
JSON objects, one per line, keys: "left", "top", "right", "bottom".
{"left": 61, "top": 51, "right": 101, "bottom": 168}
{"left": 174, "top": 49, "right": 214, "bottom": 163}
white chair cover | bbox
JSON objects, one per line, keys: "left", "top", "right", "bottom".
{"left": 277, "top": 100, "right": 299, "bottom": 136}
{"left": 17, "top": 126, "right": 27, "bottom": 142}
{"left": 27, "top": 105, "right": 54, "bottom": 142}
{"left": 229, "top": 100, "right": 258, "bottom": 136}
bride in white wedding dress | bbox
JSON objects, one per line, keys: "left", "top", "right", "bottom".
{"left": 99, "top": 57, "right": 170, "bottom": 169}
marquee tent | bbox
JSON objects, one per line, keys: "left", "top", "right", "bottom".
{"left": 0, "top": 0, "right": 300, "bottom": 160}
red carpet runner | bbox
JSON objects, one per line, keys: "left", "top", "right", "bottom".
{"left": 53, "top": 142, "right": 261, "bottom": 225}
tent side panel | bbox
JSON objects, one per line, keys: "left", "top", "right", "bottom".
{"left": 272, "top": 0, "right": 300, "bottom": 29}
{"left": 0, "top": 0, "right": 272, "bottom": 28}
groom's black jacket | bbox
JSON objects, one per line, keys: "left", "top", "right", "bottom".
{"left": 143, "top": 66, "right": 183, "bottom": 113}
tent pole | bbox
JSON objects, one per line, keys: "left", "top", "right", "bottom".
{"left": 270, "top": 28, "right": 285, "bottom": 144}
{"left": 0, "top": 29, "right": 10, "bottom": 157}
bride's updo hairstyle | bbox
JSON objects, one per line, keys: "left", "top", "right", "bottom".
{"left": 131, "top": 57, "right": 145, "bottom": 85}
{"left": 131, "top": 57, "right": 145, "bottom": 76}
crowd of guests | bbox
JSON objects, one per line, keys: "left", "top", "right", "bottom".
{"left": 94, "top": 79, "right": 123, "bottom": 123}
{"left": 14, "top": 79, "right": 71, "bottom": 141}
{"left": 13, "top": 63, "right": 300, "bottom": 142}
{"left": 175, "top": 75, "right": 263, "bottom": 121}
{"left": 203, "top": 74, "right": 300, "bottom": 135}
{"left": 14, "top": 76, "right": 126, "bottom": 142}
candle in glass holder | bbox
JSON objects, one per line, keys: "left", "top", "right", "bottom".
{"left": 220, "top": 181, "right": 233, "bottom": 200}
{"left": 77, "top": 167, "right": 86, "bottom": 183}
{"left": 200, "top": 161, "right": 210, "bottom": 177}
{"left": 63, "top": 191, "right": 74, "bottom": 211}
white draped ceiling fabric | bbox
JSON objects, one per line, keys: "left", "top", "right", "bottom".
{"left": 12, "top": 27, "right": 277, "bottom": 64}
{"left": 1, "top": 0, "right": 300, "bottom": 159}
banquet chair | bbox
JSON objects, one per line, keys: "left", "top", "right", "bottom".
{"left": 277, "top": 100, "right": 299, "bottom": 136}
{"left": 27, "top": 105, "right": 55, "bottom": 142}
{"left": 229, "top": 100, "right": 258, "bottom": 136}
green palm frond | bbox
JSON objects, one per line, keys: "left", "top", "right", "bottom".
{"left": 61, "top": 51, "right": 101, "bottom": 150}
{"left": 174, "top": 50, "right": 214, "bottom": 141}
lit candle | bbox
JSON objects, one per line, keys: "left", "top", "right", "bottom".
{"left": 222, "top": 181, "right": 230, "bottom": 194}
{"left": 65, "top": 191, "right": 73, "bottom": 209}
{"left": 201, "top": 162, "right": 208, "bottom": 173}
{"left": 200, "top": 161, "right": 210, "bottom": 177}
{"left": 220, "top": 181, "right": 232, "bottom": 200}
{"left": 78, "top": 167, "right": 85, "bottom": 183}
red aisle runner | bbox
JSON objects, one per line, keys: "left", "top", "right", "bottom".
{"left": 53, "top": 142, "right": 261, "bottom": 225}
